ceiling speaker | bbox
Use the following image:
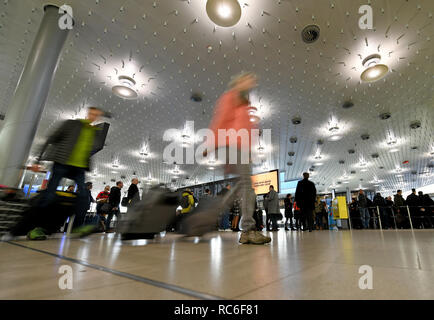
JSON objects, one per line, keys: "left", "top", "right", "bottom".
{"left": 348, "top": 149, "right": 355, "bottom": 154}
{"left": 290, "top": 136, "right": 298, "bottom": 143}
{"left": 342, "top": 101, "right": 354, "bottom": 109}
{"left": 301, "top": 25, "right": 320, "bottom": 43}
{"left": 379, "top": 112, "right": 391, "bottom": 120}
{"left": 361, "top": 134, "right": 370, "bottom": 140}
{"left": 288, "top": 151, "right": 295, "bottom": 156}
{"left": 292, "top": 117, "right": 301, "bottom": 125}
{"left": 410, "top": 120, "right": 421, "bottom": 129}
{"left": 191, "top": 92, "right": 203, "bottom": 102}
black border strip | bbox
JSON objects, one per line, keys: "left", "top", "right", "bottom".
{"left": 6, "top": 241, "right": 224, "bottom": 301}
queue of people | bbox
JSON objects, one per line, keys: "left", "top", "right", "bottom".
{"left": 349, "top": 188, "right": 434, "bottom": 229}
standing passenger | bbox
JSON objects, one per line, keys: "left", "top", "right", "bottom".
{"left": 295, "top": 172, "right": 317, "bottom": 232}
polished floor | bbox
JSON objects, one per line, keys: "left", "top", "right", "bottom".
{"left": 1, "top": 229, "right": 434, "bottom": 300}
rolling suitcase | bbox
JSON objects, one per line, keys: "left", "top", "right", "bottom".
{"left": 10, "top": 191, "right": 77, "bottom": 236}
{"left": 117, "top": 185, "right": 179, "bottom": 240}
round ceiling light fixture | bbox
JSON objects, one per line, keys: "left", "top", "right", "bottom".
{"left": 206, "top": 0, "right": 242, "bottom": 27}
{"left": 360, "top": 54, "right": 389, "bottom": 82}
{"left": 112, "top": 75, "right": 138, "bottom": 100}
{"left": 328, "top": 135, "right": 342, "bottom": 141}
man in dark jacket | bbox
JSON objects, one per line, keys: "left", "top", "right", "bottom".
{"left": 393, "top": 190, "right": 407, "bottom": 228}
{"left": 106, "top": 181, "right": 123, "bottom": 232}
{"left": 373, "top": 192, "right": 388, "bottom": 229}
{"left": 406, "top": 189, "right": 421, "bottom": 228}
{"left": 127, "top": 178, "right": 140, "bottom": 208}
{"left": 267, "top": 185, "right": 280, "bottom": 231}
{"left": 358, "top": 189, "right": 369, "bottom": 229}
{"left": 295, "top": 172, "right": 317, "bottom": 232}
{"left": 29, "top": 107, "right": 104, "bottom": 239}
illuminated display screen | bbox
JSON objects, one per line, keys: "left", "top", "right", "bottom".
{"left": 251, "top": 170, "right": 279, "bottom": 195}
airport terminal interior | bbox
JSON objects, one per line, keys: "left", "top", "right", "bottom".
{"left": 0, "top": 0, "right": 433, "bottom": 300}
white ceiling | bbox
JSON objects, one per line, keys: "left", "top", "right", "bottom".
{"left": 0, "top": 0, "right": 433, "bottom": 195}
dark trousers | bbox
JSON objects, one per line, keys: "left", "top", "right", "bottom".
{"left": 269, "top": 214, "right": 279, "bottom": 230}
{"left": 301, "top": 207, "right": 314, "bottom": 231}
{"left": 285, "top": 216, "right": 294, "bottom": 229}
{"left": 39, "top": 162, "right": 87, "bottom": 229}
{"left": 106, "top": 207, "right": 119, "bottom": 229}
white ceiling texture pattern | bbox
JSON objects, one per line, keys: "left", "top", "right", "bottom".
{"left": 0, "top": 0, "right": 433, "bottom": 195}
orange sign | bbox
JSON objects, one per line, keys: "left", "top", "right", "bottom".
{"left": 251, "top": 170, "right": 279, "bottom": 195}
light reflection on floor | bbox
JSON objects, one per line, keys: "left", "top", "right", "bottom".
{"left": 1, "top": 230, "right": 434, "bottom": 299}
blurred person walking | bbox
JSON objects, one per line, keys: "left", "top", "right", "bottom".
{"left": 295, "top": 172, "right": 317, "bottom": 232}
{"left": 203, "top": 72, "right": 271, "bottom": 244}
{"left": 28, "top": 107, "right": 104, "bottom": 239}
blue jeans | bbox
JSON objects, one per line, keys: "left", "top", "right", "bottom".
{"left": 219, "top": 210, "right": 231, "bottom": 230}
{"left": 39, "top": 162, "right": 87, "bottom": 228}
{"left": 360, "top": 207, "right": 370, "bottom": 228}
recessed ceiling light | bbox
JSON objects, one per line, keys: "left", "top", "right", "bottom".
{"left": 328, "top": 135, "right": 342, "bottom": 141}
{"left": 315, "top": 162, "right": 323, "bottom": 166}
{"left": 206, "top": 0, "right": 242, "bottom": 27}
{"left": 389, "top": 148, "right": 399, "bottom": 153}
{"left": 361, "top": 168, "right": 368, "bottom": 172}
{"left": 112, "top": 75, "right": 138, "bottom": 100}
{"left": 360, "top": 54, "right": 389, "bottom": 82}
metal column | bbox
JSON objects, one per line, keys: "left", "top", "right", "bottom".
{"left": 0, "top": 5, "right": 71, "bottom": 187}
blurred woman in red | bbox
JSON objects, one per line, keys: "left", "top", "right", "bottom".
{"left": 206, "top": 72, "right": 271, "bottom": 245}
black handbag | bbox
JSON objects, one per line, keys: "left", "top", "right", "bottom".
{"left": 121, "top": 197, "right": 130, "bottom": 207}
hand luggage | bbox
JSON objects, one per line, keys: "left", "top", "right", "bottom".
{"left": 10, "top": 191, "right": 77, "bottom": 236}
{"left": 117, "top": 185, "right": 179, "bottom": 240}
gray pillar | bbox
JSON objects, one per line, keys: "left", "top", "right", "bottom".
{"left": 0, "top": 5, "right": 71, "bottom": 187}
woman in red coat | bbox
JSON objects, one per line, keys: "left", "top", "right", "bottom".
{"left": 206, "top": 72, "right": 271, "bottom": 245}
